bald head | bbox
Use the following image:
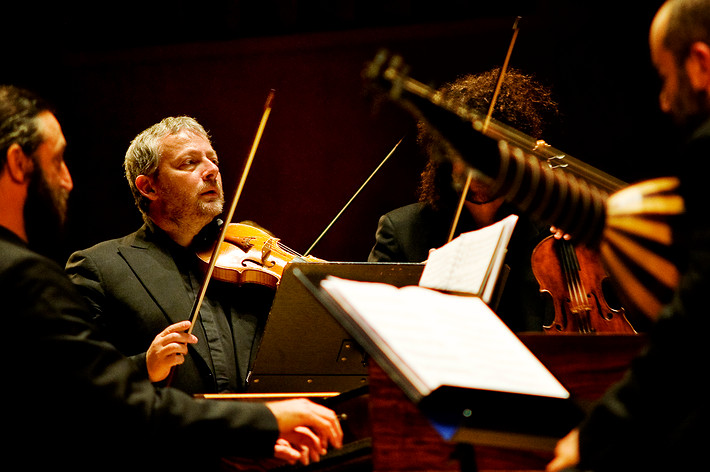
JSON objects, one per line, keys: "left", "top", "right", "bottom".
{"left": 649, "top": 0, "right": 710, "bottom": 125}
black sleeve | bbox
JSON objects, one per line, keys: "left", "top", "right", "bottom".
{"left": 6, "top": 250, "right": 279, "bottom": 471}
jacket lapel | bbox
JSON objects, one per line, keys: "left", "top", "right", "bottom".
{"left": 117, "top": 226, "right": 212, "bottom": 366}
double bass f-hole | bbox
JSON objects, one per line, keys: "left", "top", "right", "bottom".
{"left": 532, "top": 236, "right": 636, "bottom": 334}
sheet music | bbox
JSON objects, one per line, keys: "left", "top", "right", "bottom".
{"left": 418, "top": 214, "right": 518, "bottom": 303}
{"left": 321, "top": 276, "right": 569, "bottom": 400}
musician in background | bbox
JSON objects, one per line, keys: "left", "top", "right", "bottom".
{"left": 1, "top": 85, "right": 342, "bottom": 471}
{"left": 548, "top": 0, "right": 709, "bottom": 469}
{"left": 66, "top": 116, "right": 274, "bottom": 395}
{"left": 368, "top": 69, "right": 559, "bottom": 331}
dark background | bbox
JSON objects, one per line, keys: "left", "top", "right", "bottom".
{"left": 6, "top": 0, "right": 674, "bottom": 263}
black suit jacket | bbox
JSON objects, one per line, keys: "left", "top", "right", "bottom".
{"left": 65, "top": 223, "right": 273, "bottom": 394}
{"left": 1, "top": 226, "right": 278, "bottom": 471}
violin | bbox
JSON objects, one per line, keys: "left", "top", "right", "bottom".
{"left": 532, "top": 236, "right": 636, "bottom": 334}
{"left": 196, "top": 222, "right": 324, "bottom": 289}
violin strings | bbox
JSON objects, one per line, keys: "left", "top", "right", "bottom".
{"left": 277, "top": 241, "right": 305, "bottom": 257}
{"left": 564, "top": 241, "right": 585, "bottom": 308}
{"left": 560, "top": 240, "right": 592, "bottom": 332}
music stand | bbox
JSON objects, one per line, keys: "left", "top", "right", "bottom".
{"left": 246, "top": 262, "right": 424, "bottom": 393}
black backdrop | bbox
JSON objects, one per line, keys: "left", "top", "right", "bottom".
{"left": 6, "top": 1, "right": 673, "bottom": 264}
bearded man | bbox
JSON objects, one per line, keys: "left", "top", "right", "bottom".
{"left": 66, "top": 116, "right": 275, "bottom": 395}
{"left": 547, "top": 0, "right": 710, "bottom": 470}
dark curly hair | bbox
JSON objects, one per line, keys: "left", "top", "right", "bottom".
{"left": 417, "top": 68, "right": 559, "bottom": 209}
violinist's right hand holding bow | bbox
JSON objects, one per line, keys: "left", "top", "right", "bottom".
{"left": 147, "top": 320, "right": 198, "bottom": 382}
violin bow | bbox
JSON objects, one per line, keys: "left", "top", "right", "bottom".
{"left": 187, "top": 89, "right": 275, "bottom": 335}
{"left": 447, "top": 16, "right": 522, "bottom": 243}
{"left": 303, "top": 137, "right": 403, "bottom": 257}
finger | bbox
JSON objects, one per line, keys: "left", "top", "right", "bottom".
{"left": 290, "top": 426, "right": 322, "bottom": 462}
{"left": 332, "top": 411, "right": 343, "bottom": 448}
{"left": 273, "top": 440, "right": 301, "bottom": 465}
{"left": 172, "top": 352, "right": 186, "bottom": 365}
{"left": 156, "top": 352, "right": 185, "bottom": 371}
{"left": 161, "top": 331, "right": 198, "bottom": 346}
{"left": 309, "top": 404, "right": 343, "bottom": 449}
{"left": 160, "top": 320, "right": 192, "bottom": 335}
{"left": 158, "top": 342, "right": 190, "bottom": 359}
{"left": 299, "top": 445, "right": 311, "bottom": 466}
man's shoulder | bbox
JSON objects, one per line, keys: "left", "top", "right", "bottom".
{"left": 0, "top": 232, "right": 57, "bottom": 274}
{"left": 73, "top": 227, "right": 147, "bottom": 256}
{"left": 382, "top": 202, "right": 445, "bottom": 228}
{"left": 383, "top": 202, "right": 429, "bottom": 221}
{"left": 0, "top": 232, "right": 81, "bottom": 306}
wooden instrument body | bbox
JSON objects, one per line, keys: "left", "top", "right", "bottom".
{"left": 532, "top": 236, "right": 636, "bottom": 334}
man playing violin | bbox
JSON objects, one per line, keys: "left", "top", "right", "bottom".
{"left": 1, "top": 85, "right": 342, "bottom": 471}
{"left": 368, "top": 68, "right": 561, "bottom": 332}
{"left": 66, "top": 116, "right": 274, "bottom": 395}
{"left": 547, "top": 0, "right": 709, "bottom": 469}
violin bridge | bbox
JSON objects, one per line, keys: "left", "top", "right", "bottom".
{"left": 261, "top": 239, "right": 276, "bottom": 268}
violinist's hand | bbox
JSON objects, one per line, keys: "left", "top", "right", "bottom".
{"left": 266, "top": 398, "right": 343, "bottom": 465}
{"left": 146, "top": 320, "right": 198, "bottom": 382}
{"left": 550, "top": 226, "right": 572, "bottom": 241}
{"left": 546, "top": 428, "right": 580, "bottom": 472}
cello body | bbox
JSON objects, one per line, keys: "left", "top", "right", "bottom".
{"left": 532, "top": 236, "right": 636, "bottom": 334}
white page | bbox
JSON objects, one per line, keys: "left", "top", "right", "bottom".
{"left": 418, "top": 214, "right": 518, "bottom": 302}
{"left": 321, "top": 277, "right": 569, "bottom": 399}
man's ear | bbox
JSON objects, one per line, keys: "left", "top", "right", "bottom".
{"left": 685, "top": 41, "right": 710, "bottom": 91}
{"left": 4, "top": 143, "right": 34, "bottom": 183}
{"left": 135, "top": 174, "right": 159, "bottom": 201}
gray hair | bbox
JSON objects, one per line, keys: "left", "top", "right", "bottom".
{"left": 124, "top": 116, "right": 211, "bottom": 217}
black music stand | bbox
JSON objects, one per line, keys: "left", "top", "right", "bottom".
{"left": 293, "top": 268, "right": 585, "bottom": 452}
{"left": 245, "top": 262, "right": 424, "bottom": 393}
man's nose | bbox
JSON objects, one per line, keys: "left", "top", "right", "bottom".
{"left": 203, "top": 158, "right": 220, "bottom": 180}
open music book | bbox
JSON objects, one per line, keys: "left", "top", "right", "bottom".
{"left": 316, "top": 276, "right": 583, "bottom": 449}
{"left": 418, "top": 214, "right": 517, "bottom": 304}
